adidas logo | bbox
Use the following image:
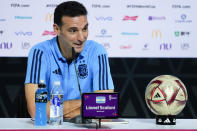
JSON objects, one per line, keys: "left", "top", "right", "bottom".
{"left": 154, "top": 93, "right": 161, "bottom": 98}
{"left": 52, "top": 68, "right": 62, "bottom": 75}
{"left": 164, "top": 118, "right": 170, "bottom": 123}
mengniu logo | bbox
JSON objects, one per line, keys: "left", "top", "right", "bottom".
{"left": 95, "top": 16, "right": 113, "bottom": 21}
{"left": 0, "top": 42, "right": 13, "bottom": 49}
{"left": 160, "top": 43, "right": 172, "bottom": 50}
{"left": 42, "top": 30, "right": 56, "bottom": 36}
{"left": 46, "top": 13, "right": 53, "bottom": 22}
{"left": 15, "top": 31, "right": 32, "bottom": 36}
{"left": 152, "top": 30, "right": 162, "bottom": 38}
{"left": 175, "top": 14, "right": 192, "bottom": 23}
{"left": 122, "top": 16, "right": 138, "bottom": 21}
{"left": 174, "top": 31, "right": 190, "bottom": 37}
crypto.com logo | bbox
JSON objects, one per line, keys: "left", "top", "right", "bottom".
{"left": 42, "top": 30, "right": 56, "bottom": 36}
{"left": 0, "top": 42, "right": 13, "bottom": 49}
{"left": 46, "top": 13, "right": 53, "bottom": 22}
{"left": 122, "top": 16, "right": 138, "bottom": 21}
{"left": 152, "top": 30, "right": 162, "bottom": 38}
{"left": 175, "top": 14, "right": 192, "bottom": 23}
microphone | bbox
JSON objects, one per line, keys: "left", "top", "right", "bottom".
{"left": 72, "top": 47, "right": 82, "bottom": 97}
{"left": 67, "top": 48, "right": 90, "bottom": 124}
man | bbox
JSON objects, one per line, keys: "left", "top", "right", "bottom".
{"left": 25, "top": 1, "right": 114, "bottom": 120}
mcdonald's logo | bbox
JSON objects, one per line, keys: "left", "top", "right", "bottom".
{"left": 152, "top": 30, "right": 162, "bottom": 38}
{"left": 45, "top": 13, "right": 53, "bottom": 22}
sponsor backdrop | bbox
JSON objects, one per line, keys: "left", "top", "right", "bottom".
{"left": 0, "top": 0, "right": 196, "bottom": 57}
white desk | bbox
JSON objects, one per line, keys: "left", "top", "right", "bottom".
{"left": 0, "top": 118, "right": 197, "bottom": 130}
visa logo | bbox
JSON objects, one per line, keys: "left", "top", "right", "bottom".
{"left": 96, "top": 96, "right": 106, "bottom": 103}
{"left": 15, "top": 31, "right": 32, "bottom": 36}
{"left": 96, "top": 16, "right": 113, "bottom": 21}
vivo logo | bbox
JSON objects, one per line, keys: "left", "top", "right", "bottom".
{"left": 96, "top": 16, "right": 113, "bottom": 21}
{"left": 123, "top": 16, "right": 138, "bottom": 21}
{"left": 160, "top": 43, "right": 172, "bottom": 50}
{"left": 0, "top": 42, "right": 13, "bottom": 49}
{"left": 15, "top": 31, "right": 32, "bottom": 36}
{"left": 42, "top": 30, "right": 56, "bottom": 36}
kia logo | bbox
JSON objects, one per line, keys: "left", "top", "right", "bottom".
{"left": 42, "top": 30, "right": 56, "bottom": 36}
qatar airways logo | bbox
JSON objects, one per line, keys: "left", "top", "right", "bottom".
{"left": 42, "top": 30, "right": 56, "bottom": 36}
{"left": 122, "top": 16, "right": 138, "bottom": 21}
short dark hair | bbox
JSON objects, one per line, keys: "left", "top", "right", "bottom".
{"left": 54, "top": 1, "right": 88, "bottom": 26}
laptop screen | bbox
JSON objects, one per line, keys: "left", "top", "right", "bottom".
{"left": 82, "top": 92, "right": 119, "bottom": 119}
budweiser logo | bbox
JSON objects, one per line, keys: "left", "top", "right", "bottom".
{"left": 42, "top": 30, "right": 56, "bottom": 36}
{"left": 122, "top": 16, "right": 138, "bottom": 21}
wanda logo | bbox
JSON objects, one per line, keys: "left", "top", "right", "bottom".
{"left": 122, "top": 16, "right": 138, "bottom": 21}
{"left": 42, "top": 30, "right": 56, "bottom": 36}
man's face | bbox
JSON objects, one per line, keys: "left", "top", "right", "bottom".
{"left": 54, "top": 15, "right": 88, "bottom": 53}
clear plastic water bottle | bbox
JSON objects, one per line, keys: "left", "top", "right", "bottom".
{"left": 50, "top": 81, "right": 64, "bottom": 125}
{"left": 35, "top": 80, "right": 48, "bottom": 126}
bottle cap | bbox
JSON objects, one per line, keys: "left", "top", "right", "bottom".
{"left": 54, "top": 81, "right": 60, "bottom": 86}
{"left": 39, "top": 80, "right": 46, "bottom": 88}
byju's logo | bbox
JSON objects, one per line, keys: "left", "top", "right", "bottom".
{"left": 42, "top": 30, "right": 56, "bottom": 36}
{"left": 148, "top": 16, "right": 166, "bottom": 21}
{"left": 15, "top": 16, "right": 32, "bottom": 19}
{"left": 152, "top": 30, "right": 162, "bottom": 38}
{"left": 174, "top": 31, "right": 190, "bottom": 37}
{"left": 45, "top": 13, "right": 53, "bottom": 22}
{"left": 160, "top": 43, "right": 172, "bottom": 50}
{"left": 96, "top": 16, "right": 113, "bottom": 21}
{"left": 95, "top": 29, "right": 112, "bottom": 38}
{"left": 122, "top": 16, "right": 138, "bottom": 21}
{"left": 181, "top": 43, "right": 190, "bottom": 50}
{"left": 15, "top": 31, "right": 32, "bottom": 36}
{"left": 22, "top": 42, "right": 31, "bottom": 49}
{"left": 0, "top": 42, "right": 13, "bottom": 49}
{"left": 175, "top": 14, "right": 192, "bottom": 23}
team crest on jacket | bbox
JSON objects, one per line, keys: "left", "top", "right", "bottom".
{"left": 78, "top": 64, "right": 88, "bottom": 79}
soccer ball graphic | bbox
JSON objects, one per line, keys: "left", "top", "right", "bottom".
{"left": 145, "top": 75, "right": 188, "bottom": 116}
